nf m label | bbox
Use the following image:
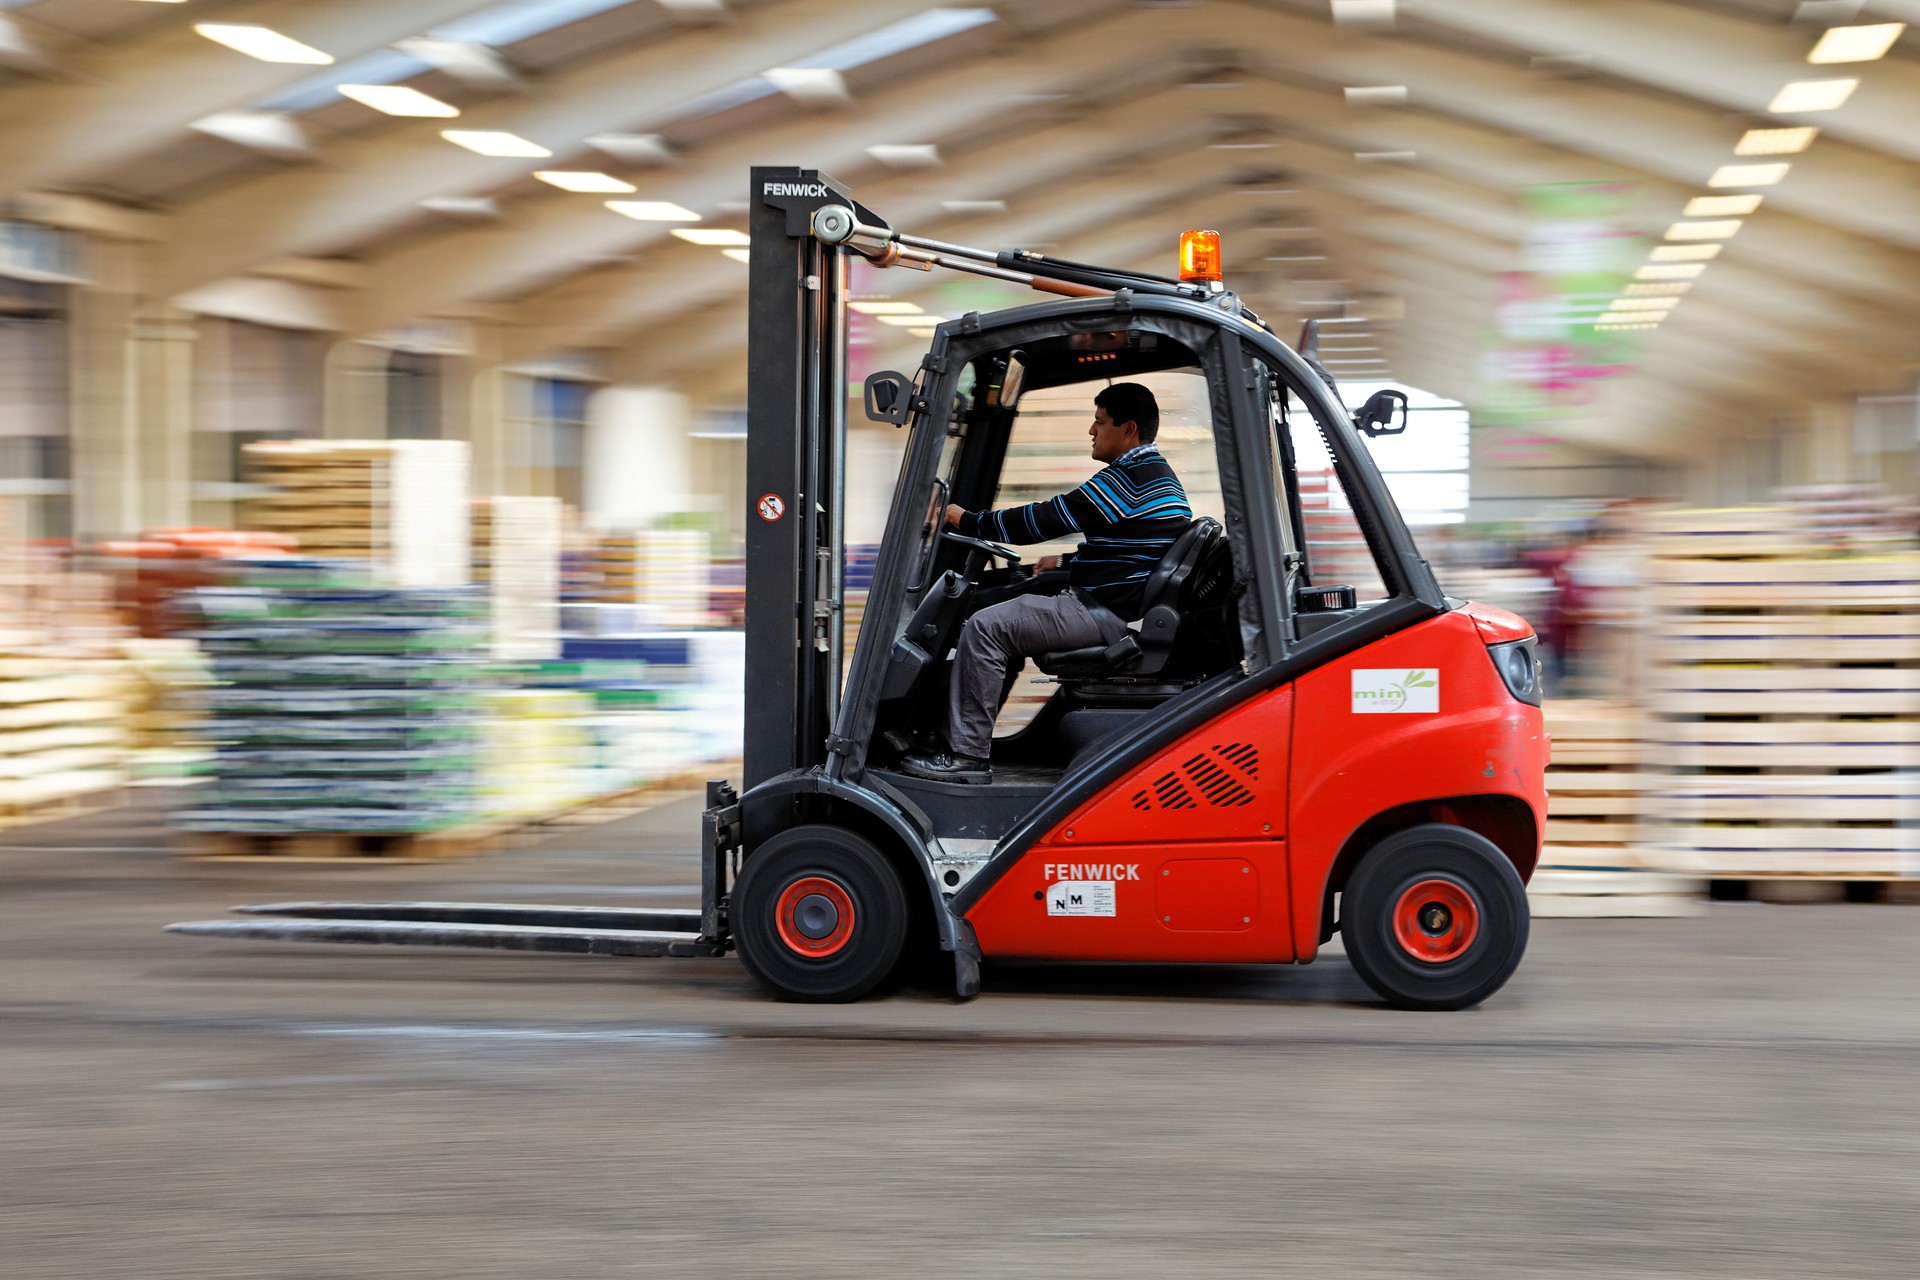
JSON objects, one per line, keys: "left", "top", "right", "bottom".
{"left": 1352, "top": 668, "right": 1439, "bottom": 714}
{"left": 1047, "top": 881, "right": 1117, "bottom": 917}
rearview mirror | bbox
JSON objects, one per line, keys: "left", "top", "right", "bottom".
{"left": 1000, "top": 351, "right": 1027, "bottom": 411}
{"left": 1354, "top": 389, "right": 1408, "bottom": 437}
{"left": 864, "top": 370, "right": 913, "bottom": 425}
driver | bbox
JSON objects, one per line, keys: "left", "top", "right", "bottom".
{"left": 901, "top": 382, "right": 1191, "bottom": 784}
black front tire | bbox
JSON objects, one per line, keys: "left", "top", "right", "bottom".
{"left": 731, "top": 825, "right": 910, "bottom": 1003}
{"left": 1341, "top": 823, "right": 1530, "bottom": 1012}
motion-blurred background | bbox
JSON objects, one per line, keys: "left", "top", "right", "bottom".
{"left": 0, "top": 0, "right": 1916, "bottom": 899}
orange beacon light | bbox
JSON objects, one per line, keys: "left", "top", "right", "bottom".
{"left": 1178, "top": 229, "right": 1223, "bottom": 285}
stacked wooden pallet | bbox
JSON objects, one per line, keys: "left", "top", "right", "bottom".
{"left": 1643, "top": 505, "right": 1920, "bottom": 884}
{"left": 242, "top": 441, "right": 391, "bottom": 560}
{"left": 241, "top": 439, "right": 470, "bottom": 586}
{"left": 1530, "top": 699, "right": 1701, "bottom": 917}
{"left": 0, "top": 636, "right": 129, "bottom": 820}
{"left": 0, "top": 543, "right": 137, "bottom": 820}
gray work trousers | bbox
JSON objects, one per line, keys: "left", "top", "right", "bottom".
{"left": 947, "top": 590, "right": 1111, "bottom": 759}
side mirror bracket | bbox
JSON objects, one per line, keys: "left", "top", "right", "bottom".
{"left": 864, "top": 370, "right": 913, "bottom": 425}
{"left": 1354, "top": 389, "right": 1409, "bottom": 437}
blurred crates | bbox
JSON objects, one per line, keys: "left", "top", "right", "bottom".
{"left": 0, "top": 631, "right": 131, "bottom": 819}
{"left": 241, "top": 440, "right": 470, "bottom": 586}
{"left": 1640, "top": 505, "right": 1920, "bottom": 881}
{"left": 1532, "top": 700, "right": 1701, "bottom": 917}
{"left": 173, "top": 566, "right": 490, "bottom": 847}
{"left": 589, "top": 529, "right": 710, "bottom": 626}
{"left": 474, "top": 496, "right": 561, "bottom": 661}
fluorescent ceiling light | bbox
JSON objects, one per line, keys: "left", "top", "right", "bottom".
{"left": 1768, "top": 78, "right": 1858, "bottom": 112}
{"left": 1625, "top": 282, "right": 1690, "bottom": 296}
{"left": 1708, "top": 163, "right": 1789, "bottom": 188}
{"left": 337, "top": 84, "right": 459, "bottom": 117}
{"left": 534, "top": 171, "right": 636, "bottom": 193}
{"left": 1355, "top": 150, "right": 1417, "bottom": 162}
{"left": 866, "top": 144, "right": 940, "bottom": 167}
{"left": 1650, "top": 243, "right": 1722, "bottom": 261}
{"left": 1209, "top": 141, "right": 1277, "bottom": 150}
{"left": 907, "top": 327, "right": 938, "bottom": 337}
{"left": 764, "top": 66, "right": 851, "bottom": 105}
{"left": 879, "top": 314, "right": 945, "bottom": 327}
{"left": 1331, "top": 0, "right": 1395, "bottom": 26}
{"left": 1684, "top": 194, "right": 1763, "bottom": 216}
{"left": 1665, "top": 219, "right": 1742, "bottom": 240}
{"left": 671, "top": 228, "right": 751, "bottom": 246}
{"left": 589, "top": 133, "right": 676, "bottom": 165}
{"left": 1636, "top": 263, "right": 1705, "bottom": 280}
{"left": 1808, "top": 22, "right": 1904, "bottom": 63}
{"left": 605, "top": 200, "right": 700, "bottom": 222}
{"left": 721, "top": 248, "right": 752, "bottom": 264}
{"left": 441, "top": 129, "right": 550, "bottom": 157}
{"left": 195, "top": 23, "right": 333, "bottom": 64}
{"left": 1594, "top": 322, "right": 1660, "bottom": 331}
{"left": 419, "top": 195, "right": 499, "bottom": 219}
{"left": 1736, "top": 126, "right": 1817, "bottom": 155}
{"left": 191, "top": 111, "right": 308, "bottom": 155}
{"left": 849, "top": 301, "right": 923, "bottom": 315}
{"left": 1608, "top": 297, "right": 1679, "bottom": 312}
{"left": 1344, "top": 85, "right": 1408, "bottom": 104}
{"left": 394, "top": 38, "right": 516, "bottom": 88}
{"left": 941, "top": 199, "right": 1007, "bottom": 215}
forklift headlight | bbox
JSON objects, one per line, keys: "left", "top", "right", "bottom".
{"left": 1487, "top": 637, "right": 1542, "bottom": 707}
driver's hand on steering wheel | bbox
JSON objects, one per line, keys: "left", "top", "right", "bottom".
{"left": 944, "top": 503, "right": 966, "bottom": 529}
{"left": 1035, "top": 554, "right": 1062, "bottom": 573}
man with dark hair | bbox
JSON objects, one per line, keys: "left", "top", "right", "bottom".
{"left": 901, "top": 382, "right": 1191, "bottom": 784}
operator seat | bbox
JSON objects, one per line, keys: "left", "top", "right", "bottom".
{"left": 1034, "top": 518, "right": 1224, "bottom": 682}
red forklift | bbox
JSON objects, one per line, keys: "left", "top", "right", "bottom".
{"left": 171, "top": 168, "right": 1548, "bottom": 1012}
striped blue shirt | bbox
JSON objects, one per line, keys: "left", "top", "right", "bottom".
{"left": 959, "top": 443, "right": 1192, "bottom": 619}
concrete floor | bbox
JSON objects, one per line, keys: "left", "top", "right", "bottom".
{"left": 4, "top": 792, "right": 1919, "bottom": 1279}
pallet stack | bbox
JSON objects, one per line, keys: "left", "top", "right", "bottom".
{"left": 0, "top": 543, "right": 136, "bottom": 820}
{"left": 1643, "top": 505, "right": 1920, "bottom": 885}
{"left": 590, "top": 529, "right": 710, "bottom": 626}
{"left": 174, "top": 564, "right": 490, "bottom": 856}
{"left": 1529, "top": 700, "right": 1701, "bottom": 916}
{"left": 241, "top": 440, "right": 470, "bottom": 587}
{"left": 0, "top": 634, "right": 130, "bottom": 820}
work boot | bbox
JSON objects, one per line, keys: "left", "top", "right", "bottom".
{"left": 899, "top": 751, "right": 991, "bottom": 785}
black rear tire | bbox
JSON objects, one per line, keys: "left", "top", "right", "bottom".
{"left": 731, "top": 825, "right": 909, "bottom": 1003}
{"left": 1341, "top": 823, "right": 1529, "bottom": 1012}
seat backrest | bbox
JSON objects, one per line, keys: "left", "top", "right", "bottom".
{"left": 1138, "top": 518, "right": 1222, "bottom": 616}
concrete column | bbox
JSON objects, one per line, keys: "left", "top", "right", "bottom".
{"left": 66, "top": 236, "right": 139, "bottom": 540}
{"left": 462, "top": 321, "right": 507, "bottom": 499}
{"left": 128, "top": 301, "right": 196, "bottom": 530}
{"left": 1804, "top": 401, "right": 1859, "bottom": 486}
{"left": 322, "top": 339, "right": 389, "bottom": 440}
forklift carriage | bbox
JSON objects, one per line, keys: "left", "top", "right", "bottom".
{"left": 172, "top": 168, "right": 1548, "bottom": 1013}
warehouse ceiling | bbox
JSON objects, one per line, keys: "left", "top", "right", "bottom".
{"left": 2, "top": 0, "right": 1918, "bottom": 458}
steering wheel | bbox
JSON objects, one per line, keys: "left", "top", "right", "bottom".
{"left": 939, "top": 528, "right": 1022, "bottom": 565}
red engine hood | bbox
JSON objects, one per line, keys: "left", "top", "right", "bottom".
{"left": 1459, "top": 600, "right": 1535, "bottom": 645}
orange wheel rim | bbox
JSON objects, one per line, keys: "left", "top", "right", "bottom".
{"left": 774, "top": 876, "right": 856, "bottom": 958}
{"left": 1391, "top": 878, "right": 1480, "bottom": 964}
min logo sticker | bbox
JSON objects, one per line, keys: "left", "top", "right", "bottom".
{"left": 1352, "top": 668, "right": 1439, "bottom": 714}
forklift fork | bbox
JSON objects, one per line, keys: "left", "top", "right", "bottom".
{"left": 164, "top": 779, "right": 743, "bottom": 960}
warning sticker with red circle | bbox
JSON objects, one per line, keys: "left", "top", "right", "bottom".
{"left": 757, "top": 493, "right": 786, "bottom": 522}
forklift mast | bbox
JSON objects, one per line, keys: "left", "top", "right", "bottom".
{"left": 742, "top": 168, "right": 887, "bottom": 790}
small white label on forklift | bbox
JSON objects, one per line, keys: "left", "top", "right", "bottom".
{"left": 1351, "top": 668, "right": 1439, "bottom": 714}
{"left": 1047, "top": 881, "right": 1116, "bottom": 917}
